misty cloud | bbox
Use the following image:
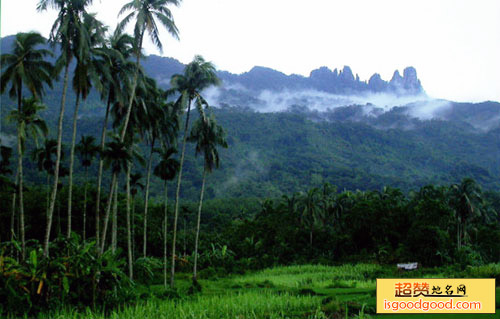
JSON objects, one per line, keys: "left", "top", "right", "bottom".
{"left": 204, "top": 84, "right": 454, "bottom": 123}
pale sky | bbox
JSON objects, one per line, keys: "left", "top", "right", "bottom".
{"left": 2, "top": 0, "right": 500, "bottom": 102}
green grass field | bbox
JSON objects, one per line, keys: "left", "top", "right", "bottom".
{"left": 41, "top": 264, "right": 499, "bottom": 319}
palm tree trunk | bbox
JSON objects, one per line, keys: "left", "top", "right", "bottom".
{"left": 119, "top": 33, "right": 143, "bottom": 143}
{"left": 14, "top": 84, "right": 26, "bottom": 260}
{"left": 132, "top": 195, "right": 135, "bottom": 260}
{"left": 100, "top": 172, "right": 117, "bottom": 254}
{"left": 44, "top": 62, "right": 70, "bottom": 257}
{"left": 67, "top": 94, "right": 81, "bottom": 238}
{"left": 10, "top": 170, "right": 18, "bottom": 257}
{"left": 163, "top": 180, "right": 168, "bottom": 288}
{"left": 46, "top": 174, "right": 50, "bottom": 216}
{"left": 170, "top": 99, "right": 192, "bottom": 287}
{"left": 143, "top": 140, "right": 155, "bottom": 258}
{"left": 112, "top": 180, "right": 118, "bottom": 254}
{"left": 193, "top": 168, "right": 207, "bottom": 284}
{"left": 95, "top": 93, "right": 112, "bottom": 252}
{"left": 16, "top": 96, "right": 26, "bottom": 260}
{"left": 126, "top": 164, "right": 133, "bottom": 280}
{"left": 10, "top": 170, "right": 18, "bottom": 243}
{"left": 83, "top": 167, "right": 88, "bottom": 241}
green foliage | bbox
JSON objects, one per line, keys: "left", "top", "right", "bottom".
{"left": 0, "top": 236, "right": 132, "bottom": 316}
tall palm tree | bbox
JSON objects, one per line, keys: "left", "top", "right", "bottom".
{"left": 126, "top": 170, "right": 144, "bottom": 279}
{"left": 75, "top": 135, "right": 99, "bottom": 240}
{"left": 168, "top": 55, "right": 220, "bottom": 287}
{"left": 7, "top": 98, "right": 49, "bottom": 259}
{"left": 100, "top": 133, "right": 144, "bottom": 254}
{"left": 37, "top": 0, "right": 97, "bottom": 257}
{"left": 116, "top": 0, "right": 180, "bottom": 142}
{"left": 449, "top": 178, "right": 483, "bottom": 250}
{"left": 188, "top": 115, "right": 227, "bottom": 285}
{"left": 99, "top": 135, "right": 132, "bottom": 254}
{"left": 1, "top": 32, "right": 53, "bottom": 259}
{"left": 94, "top": 28, "right": 135, "bottom": 251}
{"left": 66, "top": 14, "right": 107, "bottom": 239}
{"left": 153, "top": 146, "right": 179, "bottom": 288}
{"left": 299, "top": 187, "right": 321, "bottom": 248}
{"left": 32, "top": 139, "right": 58, "bottom": 216}
{"left": 135, "top": 80, "right": 163, "bottom": 258}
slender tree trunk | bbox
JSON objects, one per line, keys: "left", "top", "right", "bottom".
{"left": 10, "top": 170, "right": 18, "bottom": 243}
{"left": 83, "top": 167, "right": 88, "bottom": 241}
{"left": 46, "top": 174, "right": 50, "bottom": 216}
{"left": 126, "top": 164, "right": 133, "bottom": 280}
{"left": 143, "top": 140, "right": 155, "bottom": 258}
{"left": 112, "top": 180, "right": 118, "bottom": 254}
{"left": 119, "top": 34, "right": 143, "bottom": 143}
{"left": 100, "top": 172, "right": 117, "bottom": 254}
{"left": 95, "top": 93, "right": 112, "bottom": 252}
{"left": 171, "top": 100, "right": 192, "bottom": 287}
{"left": 193, "top": 169, "right": 207, "bottom": 284}
{"left": 163, "top": 180, "right": 168, "bottom": 288}
{"left": 44, "top": 62, "right": 70, "bottom": 257}
{"left": 14, "top": 85, "right": 26, "bottom": 260}
{"left": 67, "top": 94, "right": 81, "bottom": 238}
{"left": 132, "top": 195, "right": 135, "bottom": 261}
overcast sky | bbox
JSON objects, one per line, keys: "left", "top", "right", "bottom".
{"left": 2, "top": 0, "right": 500, "bottom": 102}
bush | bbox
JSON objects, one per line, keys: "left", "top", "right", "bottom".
{"left": 0, "top": 236, "right": 132, "bottom": 317}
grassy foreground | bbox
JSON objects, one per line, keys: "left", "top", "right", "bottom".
{"left": 41, "top": 264, "right": 500, "bottom": 319}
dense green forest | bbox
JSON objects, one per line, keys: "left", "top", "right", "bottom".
{"left": 1, "top": 0, "right": 500, "bottom": 318}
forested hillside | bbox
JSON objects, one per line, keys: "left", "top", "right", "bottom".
{"left": 2, "top": 33, "right": 500, "bottom": 199}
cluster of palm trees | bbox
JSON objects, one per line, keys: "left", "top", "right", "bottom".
{"left": 1, "top": 0, "right": 228, "bottom": 288}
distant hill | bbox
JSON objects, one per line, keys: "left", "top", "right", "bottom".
{"left": 1, "top": 34, "right": 500, "bottom": 200}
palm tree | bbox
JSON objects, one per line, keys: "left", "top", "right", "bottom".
{"left": 1, "top": 32, "right": 53, "bottom": 259}
{"left": 75, "top": 135, "right": 99, "bottom": 240}
{"left": 99, "top": 135, "right": 132, "bottom": 254}
{"left": 168, "top": 55, "right": 220, "bottom": 287}
{"left": 100, "top": 133, "right": 144, "bottom": 254}
{"left": 126, "top": 171, "right": 144, "bottom": 278}
{"left": 94, "top": 28, "right": 135, "bottom": 251}
{"left": 188, "top": 115, "right": 227, "bottom": 285}
{"left": 67, "top": 14, "right": 107, "bottom": 239}
{"left": 32, "top": 139, "right": 58, "bottom": 217}
{"left": 7, "top": 98, "right": 49, "bottom": 259}
{"left": 153, "top": 146, "right": 179, "bottom": 288}
{"left": 135, "top": 80, "right": 163, "bottom": 258}
{"left": 116, "top": 0, "right": 180, "bottom": 142}
{"left": 299, "top": 187, "right": 321, "bottom": 249}
{"left": 129, "top": 172, "right": 144, "bottom": 258}
{"left": 37, "top": 0, "right": 97, "bottom": 257}
{"left": 449, "top": 178, "right": 483, "bottom": 250}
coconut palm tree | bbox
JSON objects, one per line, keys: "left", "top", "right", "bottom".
{"left": 449, "top": 178, "right": 483, "bottom": 250}
{"left": 100, "top": 133, "right": 144, "bottom": 254}
{"left": 1, "top": 32, "right": 53, "bottom": 259}
{"left": 298, "top": 187, "right": 321, "bottom": 248}
{"left": 153, "top": 146, "right": 179, "bottom": 287}
{"left": 75, "top": 135, "right": 99, "bottom": 240}
{"left": 32, "top": 139, "right": 58, "bottom": 216}
{"left": 128, "top": 171, "right": 144, "bottom": 275}
{"left": 7, "top": 98, "right": 49, "bottom": 259}
{"left": 66, "top": 14, "right": 107, "bottom": 239}
{"left": 116, "top": 0, "right": 180, "bottom": 142}
{"left": 187, "top": 115, "right": 227, "bottom": 285}
{"left": 168, "top": 55, "right": 220, "bottom": 286}
{"left": 99, "top": 135, "right": 131, "bottom": 254}
{"left": 37, "top": 0, "right": 98, "bottom": 257}
{"left": 94, "top": 28, "right": 135, "bottom": 250}
{"left": 135, "top": 81, "right": 163, "bottom": 258}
